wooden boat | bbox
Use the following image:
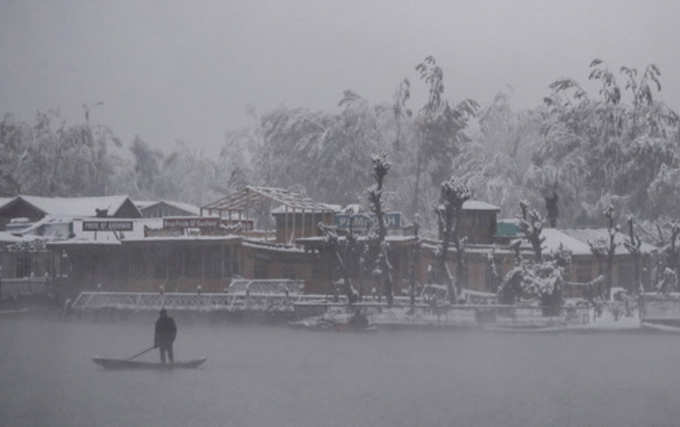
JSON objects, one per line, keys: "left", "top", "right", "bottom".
{"left": 483, "top": 325, "right": 567, "bottom": 333}
{"left": 289, "top": 319, "right": 377, "bottom": 333}
{"left": 642, "top": 321, "right": 680, "bottom": 332}
{"left": 92, "top": 357, "right": 207, "bottom": 370}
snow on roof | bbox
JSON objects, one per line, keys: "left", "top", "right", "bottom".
{"left": 462, "top": 200, "right": 500, "bottom": 211}
{"left": 17, "top": 195, "right": 137, "bottom": 217}
{"left": 134, "top": 200, "right": 201, "bottom": 216}
{"left": 270, "top": 203, "right": 340, "bottom": 214}
{"left": 541, "top": 228, "right": 593, "bottom": 256}
{"left": 560, "top": 228, "right": 656, "bottom": 255}
{"left": 0, "top": 197, "right": 14, "bottom": 210}
{"left": 0, "top": 231, "right": 31, "bottom": 243}
{"left": 14, "top": 215, "right": 73, "bottom": 236}
{"left": 132, "top": 200, "right": 155, "bottom": 209}
{"left": 203, "top": 186, "right": 335, "bottom": 212}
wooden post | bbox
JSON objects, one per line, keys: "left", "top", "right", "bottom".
{"left": 283, "top": 205, "right": 288, "bottom": 244}
{"left": 181, "top": 247, "right": 186, "bottom": 278}
{"left": 201, "top": 245, "right": 205, "bottom": 283}
{"left": 221, "top": 242, "right": 225, "bottom": 279}
{"left": 301, "top": 209, "right": 306, "bottom": 240}
{"left": 292, "top": 208, "right": 296, "bottom": 243}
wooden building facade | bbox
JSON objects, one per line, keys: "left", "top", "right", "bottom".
{"left": 33, "top": 187, "right": 657, "bottom": 300}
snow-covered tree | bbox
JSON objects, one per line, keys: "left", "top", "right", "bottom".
{"left": 412, "top": 56, "right": 478, "bottom": 224}
{"left": 537, "top": 59, "right": 680, "bottom": 224}
{"left": 519, "top": 200, "right": 545, "bottom": 262}
{"left": 656, "top": 267, "right": 678, "bottom": 294}
{"left": 130, "top": 136, "right": 162, "bottom": 195}
{"left": 455, "top": 90, "right": 544, "bottom": 223}
{"left": 318, "top": 222, "right": 361, "bottom": 304}
{"left": 486, "top": 249, "right": 501, "bottom": 292}
{"left": 498, "top": 201, "right": 566, "bottom": 313}
{"left": 496, "top": 255, "right": 565, "bottom": 315}
{"left": 408, "top": 214, "right": 421, "bottom": 307}
{"left": 588, "top": 204, "right": 619, "bottom": 299}
{"left": 435, "top": 176, "right": 471, "bottom": 302}
{"left": 367, "top": 153, "right": 394, "bottom": 306}
{"left": 0, "top": 114, "right": 30, "bottom": 195}
{"left": 624, "top": 216, "right": 643, "bottom": 293}
{"left": 545, "top": 191, "right": 559, "bottom": 228}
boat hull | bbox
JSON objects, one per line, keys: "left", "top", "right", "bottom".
{"left": 642, "top": 321, "right": 680, "bottom": 332}
{"left": 92, "top": 357, "right": 206, "bottom": 369}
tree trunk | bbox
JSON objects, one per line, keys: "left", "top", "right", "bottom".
{"left": 382, "top": 246, "right": 394, "bottom": 306}
{"left": 334, "top": 250, "right": 356, "bottom": 304}
{"left": 454, "top": 233, "right": 464, "bottom": 298}
{"left": 409, "top": 242, "right": 420, "bottom": 307}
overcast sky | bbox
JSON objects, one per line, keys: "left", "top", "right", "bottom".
{"left": 1, "top": 0, "right": 679, "bottom": 153}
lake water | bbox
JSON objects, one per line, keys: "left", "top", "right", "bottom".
{"left": 1, "top": 314, "right": 679, "bottom": 427}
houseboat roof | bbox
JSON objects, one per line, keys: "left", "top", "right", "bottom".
{"left": 462, "top": 200, "right": 500, "bottom": 211}
{"left": 0, "top": 231, "right": 34, "bottom": 243}
{"left": 0, "top": 197, "right": 13, "bottom": 210}
{"left": 560, "top": 228, "right": 657, "bottom": 255}
{"left": 12, "top": 195, "right": 140, "bottom": 218}
{"left": 134, "top": 200, "right": 201, "bottom": 216}
{"left": 270, "top": 203, "right": 341, "bottom": 214}
{"left": 202, "top": 186, "right": 335, "bottom": 213}
{"left": 541, "top": 228, "right": 593, "bottom": 256}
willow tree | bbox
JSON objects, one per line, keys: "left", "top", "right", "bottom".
{"left": 537, "top": 59, "right": 680, "bottom": 224}
{"left": 412, "top": 56, "right": 478, "bottom": 222}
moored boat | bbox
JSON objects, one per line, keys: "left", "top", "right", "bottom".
{"left": 92, "top": 357, "right": 207, "bottom": 369}
{"left": 642, "top": 321, "right": 680, "bottom": 332}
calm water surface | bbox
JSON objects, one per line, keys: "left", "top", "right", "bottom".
{"left": 1, "top": 314, "right": 679, "bottom": 427}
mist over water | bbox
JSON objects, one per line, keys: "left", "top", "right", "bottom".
{"left": 1, "top": 315, "right": 679, "bottom": 427}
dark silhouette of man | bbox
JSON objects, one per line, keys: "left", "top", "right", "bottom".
{"left": 154, "top": 309, "right": 177, "bottom": 363}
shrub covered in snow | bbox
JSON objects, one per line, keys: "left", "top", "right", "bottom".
{"left": 497, "top": 259, "right": 564, "bottom": 315}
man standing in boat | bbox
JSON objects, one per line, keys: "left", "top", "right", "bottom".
{"left": 154, "top": 309, "right": 177, "bottom": 363}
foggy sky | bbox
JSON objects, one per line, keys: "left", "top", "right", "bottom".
{"left": 1, "top": 0, "right": 679, "bottom": 153}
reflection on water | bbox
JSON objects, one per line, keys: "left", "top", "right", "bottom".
{"left": 1, "top": 314, "right": 679, "bottom": 427}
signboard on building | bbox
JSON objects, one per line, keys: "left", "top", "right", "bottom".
{"left": 384, "top": 212, "right": 401, "bottom": 229}
{"left": 82, "top": 221, "right": 134, "bottom": 232}
{"left": 163, "top": 217, "right": 220, "bottom": 229}
{"left": 335, "top": 212, "right": 401, "bottom": 231}
{"left": 223, "top": 219, "right": 255, "bottom": 231}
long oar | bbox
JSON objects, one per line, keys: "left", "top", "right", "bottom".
{"left": 128, "top": 345, "right": 156, "bottom": 361}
